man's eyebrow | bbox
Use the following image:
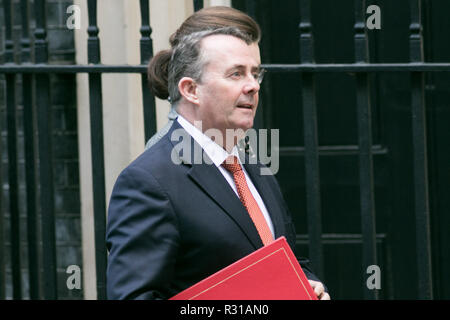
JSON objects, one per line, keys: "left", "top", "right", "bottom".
{"left": 226, "top": 64, "right": 245, "bottom": 71}
{"left": 226, "top": 64, "right": 262, "bottom": 72}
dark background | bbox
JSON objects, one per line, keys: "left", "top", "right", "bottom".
{"left": 234, "top": 0, "right": 450, "bottom": 299}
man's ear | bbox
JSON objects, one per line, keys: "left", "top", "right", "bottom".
{"left": 178, "top": 77, "right": 199, "bottom": 105}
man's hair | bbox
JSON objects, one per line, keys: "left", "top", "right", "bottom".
{"left": 167, "top": 27, "right": 252, "bottom": 104}
{"left": 147, "top": 6, "right": 261, "bottom": 100}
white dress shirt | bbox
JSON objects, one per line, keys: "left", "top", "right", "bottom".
{"left": 177, "top": 115, "right": 275, "bottom": 238}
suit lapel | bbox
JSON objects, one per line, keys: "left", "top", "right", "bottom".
{"left": 188, "top": 163, "right": 263, "bottom": 249}
{"left": 167, "top": 121, "right": 263, "bottom": 249}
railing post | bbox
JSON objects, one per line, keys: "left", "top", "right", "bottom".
{"left": 299, "top": 0, "right": 324, "bottom": 281}
{"left": 409, "top": 0, "right": 433, "bottom": 300}
{"left": 258, "top": 0, "right": 273, "bottom": 130}
{"left": 34, "top": 0, "right": 58, "bottom": 300}
{"left": 193, "top": 0, "right": 203, "bottom": 12}
{"left": 245, "top": 0, "right": 255, "bottom": 17}
{"left": 139, "top": 0, "right": 157, "bottom": 142}
{"left": 0, "top": 69, "right": 4, "bottom": 299}
{"left": 0, "top": 0, "right": 6, "bottom": 302}
{"left": 87, "top": 0, "right": 107, "bottom": 300}
{"left": 4, "top": 0, "right": 22, "bottom": 300}
{"left": 354, "top": 0, "right": 378, "bottom": 300}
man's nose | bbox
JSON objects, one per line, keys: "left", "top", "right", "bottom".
{"left": 242, "top": 75, "right": 260, "bottom": 95}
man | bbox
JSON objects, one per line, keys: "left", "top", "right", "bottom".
{"left": 145, "top": 6, "right": 261, "bottom": 153}
{"left": 106, "top": 26, "right": 329, "bottom": 300}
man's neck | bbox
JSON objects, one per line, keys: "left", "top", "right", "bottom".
{"left": 176, "top": 115, "right": 241, "bottom": 167}
{"left": 177, "top": 113, "right": 241, "bottom": 154}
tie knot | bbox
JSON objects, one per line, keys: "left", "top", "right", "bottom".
{"left": 222, "top": 156, "right": 242, "bottom": 174}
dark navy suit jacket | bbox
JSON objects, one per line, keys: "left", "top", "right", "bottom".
{"left": 106, "top": 120, "right": 321, "bottom": 299}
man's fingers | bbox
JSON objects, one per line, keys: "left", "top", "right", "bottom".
{"left": 313, "top": 282, "right": 324, "bottom": 296}
{"left": 320, "top": 292, "right": 331, "bottom": 300}
{"left": 308, "top": 280, "right": 330, "bottom": 300}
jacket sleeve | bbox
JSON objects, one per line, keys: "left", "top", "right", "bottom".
{"left": 106, "top": 165, "right": 180, "bottom": 299}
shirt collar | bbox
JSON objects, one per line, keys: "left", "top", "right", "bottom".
{"left": 176, "top": 115, "right": 241, "bottom": 168}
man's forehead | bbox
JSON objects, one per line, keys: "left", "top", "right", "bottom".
{"left": 200, "top": 35, "right": 261, "bottom": 66}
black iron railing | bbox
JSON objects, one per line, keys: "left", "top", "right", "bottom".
{"left": 299, "top": 0, "right": 324, "bottom": 284}
{"left": 0, "top": 0, "right": 440, "bottom": 300}
{"left": 34, "top": 0, "right": 58, "bottom": 300}
{"left": 354, "top": 0, "right": 378, "bottom": 300}
{"left": 86, "top": 0, "right": 107, "bottom": 300}
{"left": 409, "top": 0, "right": 433, "bottom": 300}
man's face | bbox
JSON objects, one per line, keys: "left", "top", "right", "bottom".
{"left": 195, "top": 35, "right": 261, "bottom": 136}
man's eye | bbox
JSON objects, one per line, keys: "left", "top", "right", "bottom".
{"left": 231, "top": 71, "right": 243, "bottom": 78}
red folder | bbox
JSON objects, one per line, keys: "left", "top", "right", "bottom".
{"left": 170, "top": 236, "right": 317, "bottom": 300}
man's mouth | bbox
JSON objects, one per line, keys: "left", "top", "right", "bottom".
{"left": 237, "top": 104, "right": 253, "bottom": 109}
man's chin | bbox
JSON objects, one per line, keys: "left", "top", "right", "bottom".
{"left": 237, "top": 118, "right": 255, "bottom": 131}
{"left": 222, "top": 125, "right": 251, "bottom": 147}
{"left": 235, "top": 123, "right": 253, "bottom": 136}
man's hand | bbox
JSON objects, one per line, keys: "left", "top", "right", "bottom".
{"left": 308, "top": 280, "right": 331, "bottom": 300}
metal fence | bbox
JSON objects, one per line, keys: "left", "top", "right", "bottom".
{"left": 0, "top": 0, "right": 446, "bottom": 299}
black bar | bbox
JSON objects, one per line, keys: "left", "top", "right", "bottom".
{"left": 356, "top": 62, "right": 378, "bottom": 300}
{"left": 261, "top": 63, "right": 450, "bottom": 72}
{"left": 20, "top": 0, "right": 40, "bottom": 300}
{"left": 2, "top": 63, "right": 450, "bottom": 74}
{"left": 296, "top": 233, "right": 387, "bottom": 244}
{"left": 19, "top": 0, "right": 31, "bottom": 64}
{"left": 259, "top": 0, "right": 273, "bottom": 130}
{"left": 139, "top": 0, "right": 157, "bottom": 142}
{"left": 34, "top": 0, "right": 58, "bottom": 300}
{"left": 409, "top": 0, "right": 433, "bottom": 300}
{"left": 87, "top": 0, "right": 107, "bottom": 300}
{"left": 299, "top": 0, "right": 314, "bottom": 63}
{"left": 279, "top": 144, "right": 388, "bottom": 156}
{"left": 0, "top": 78, "right": 4, "bottom": 299}
{"left": 0, "top": 0, "right": 7, "bottom": 299}
{"left": 247, "top": 0, "right": 262, "bottom": 131}
{"left": 354, "top": 0, "right": 378, "bottom": 300}
{"left": 6, "top": 74, "right": 22, "bottom": 300}
{"left": 3, "top": 0, "right": 14, "bottom": 64}
{"left": 244, "top": 0, "right": 257, "bottom": 20}
{"left": 4, "top": 0, "right": 22, "bottom": 300}
{"left": 299, "top": 0, "right": 324, "bottom": 281}
{"left": 0, "top": 72, "right": 4, "bottom": 300}
{"left": 193, "top": 0, "right": 203, "bottom": 12}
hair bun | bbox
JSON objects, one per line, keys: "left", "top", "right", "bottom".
{"left": 147, "top": 49, "right": 172, "bottom": 100}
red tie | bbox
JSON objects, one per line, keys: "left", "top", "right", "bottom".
{"left": 222, "top": 156, "right": 274, "bottom": 246}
